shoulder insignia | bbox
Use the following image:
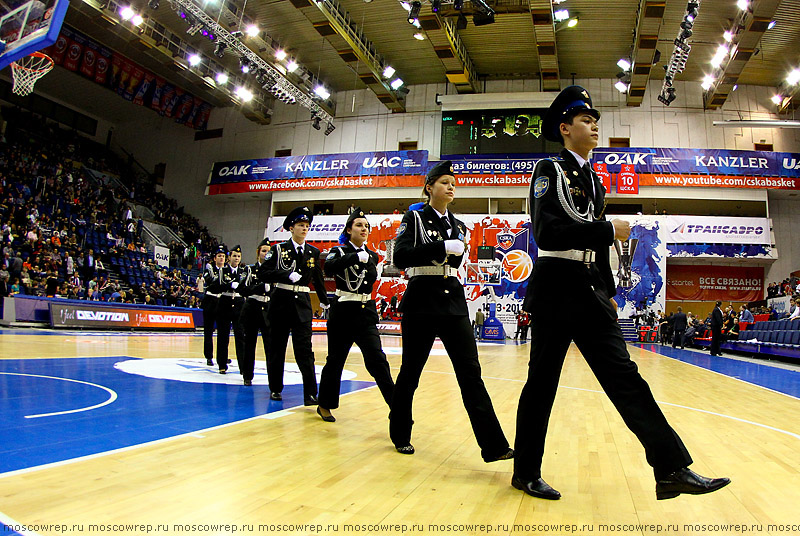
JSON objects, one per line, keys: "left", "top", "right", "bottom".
{"left": 265, "top": 250, "right": 274, "bottom": 260}
{"left": 533, "top": 176, "right": 549, "bottom": 199}
{"left": 396, "top": 223, "right": 407, "bottom": 237}
{"left": 326, "top": 251, "right": 336, "bottom": 261}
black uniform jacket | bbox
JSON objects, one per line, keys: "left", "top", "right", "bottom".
{"left": 201, "top": 263, "right": 230, "bottom": 305}
{"left": 394, "top": 204, "right": 468, "bottom": 316}
{"left": 221, "top": 264, "right": 247, "bottom": 293}
{"left": 238, "top": 261, "right": 270, "bottom": 298}
{"left": 324, "top": 242, "right": 380, "bottom": 323}
{"left": 258, "top": 240, "right": 329, "bottom": 322}
{"left": 523, "top": 149, "right": 616, "bottom": 313}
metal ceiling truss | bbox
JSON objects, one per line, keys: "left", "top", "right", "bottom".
{"left": 293, "top": 0, "right": 406, "bottom": 111}
{"left": 657, "top": 0, "right": 699, "bottom": 106}
{"left": 625, "top": 0, "right": 666, "bottom": 106}
{"left": 168, "top": 0, "right": 335, "bottom": 126}
{"left": 528, "top": 0, "right": 560, "bottom": 91}
{"left": 703, "top": 0, "right": 782, "bottom": 110}
{"left": 414, "top": 8, "right": 480, "bottom": 94}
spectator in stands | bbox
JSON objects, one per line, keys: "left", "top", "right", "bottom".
{"left": 789, "top": 298, "right": 800, "bottom": 320}
{"left": 739, "top": 304, "right": 754, "bottom": 324}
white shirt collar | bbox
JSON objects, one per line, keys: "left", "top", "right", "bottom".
{"left": 349, "top": 241, "right": 366, "bottom": 251}
{"left": 567, "top": 150, "right": 588, "bottom": 168}
{"left": 430, "top": 206, "right": 450, "bottom": 220}
{"left": 291, "top": 239, "right": 304, "bottom": 251}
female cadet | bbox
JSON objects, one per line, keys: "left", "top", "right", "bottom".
{"left": 201, "top": 244, "right": 227, "bottom": 367}
{"left": 237, "top": 238, "right": 271, "bottom": 386}
{"left": 215, "top": 245, "right": 246, "bottom": 374}
{"left": 317, "top": 208, "right": 394, "bottom": 422}
{"left": 388, "top": 161, "right": 514, "bottom": 462}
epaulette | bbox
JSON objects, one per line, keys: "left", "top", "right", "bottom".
{"left": 408, "top": 202, "right": 426, "bottom": 211}
{"left": 549, "top": 156, "right": 564, "bottom": 162}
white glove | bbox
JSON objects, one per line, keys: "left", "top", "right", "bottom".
{"left": 263, "top": 283, "right": 270, "bottom": 293}
{"left": 357, "top": 250, "right": 369, "bottom": 263}
{"left": 320, "top": 303, "right": 330, "bottom": 310}
{"left": 444, "top": 240, "right": 465, "bottom": 256}
{"left": 288, "top": 272, "right": 302, "bottom": 283}
{"left": 231, "top": 282, "right": 239, "bottom": 290}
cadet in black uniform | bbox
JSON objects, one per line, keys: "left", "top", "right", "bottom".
{"left": 258, "top": 207, "right": 329, "bottom": 405}
{"left": 215, "top": 245, "right": 246, "bottom": 374}
{"left": 317, "top": 208, "right": 394, "bottom": 423}
{"left": 389, "top": 161, "right": 513, "bottom": 462}
{"left": 513, "top": 86, "right": 729, "bottom": 501}
{"left": 201, "top": 244, "right": 227, "bottom": 367}
{"left": 237, "top": 238, "right": 272, "bottom": 386}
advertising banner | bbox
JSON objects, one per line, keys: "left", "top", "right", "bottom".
{"left": 664, "top": 216, "right": 770, "bottom": 245}
{"left": 49, "top": 303, "right": 196, "bottom": 330}
{"left": 666, "top": 265, "right": 764, "bottom": 302}
{"left": 154, "top": 245, "right": 170, "bottom": 268}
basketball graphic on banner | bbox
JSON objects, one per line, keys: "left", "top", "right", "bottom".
{"left": 502, "top": 250, "right": 533, "bottom": 283}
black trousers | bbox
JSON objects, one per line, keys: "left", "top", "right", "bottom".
{"left": 319, "top": 302, "right": 394, "bottom": 410}
{"left": 389, "top": 313, "right": 509, "bottom": 460}
{"left": 239, "top": 298, "right": 270, "bottom": 382}
{"left": 267, "top": 305, "right": 317, "bottom": 399}
{"left": 710, "top": 327, "right": 722, "bottom": 355}
{"left": 202, "top": 296, "right": 220, "bottom": 362}
{"left": 216, "top": 296, "right": 244, "bottom": 370}
{"left": 514, "top": 281, "right": 692, "bottom": 481}
{"left": 672, "top": 331, "right": 684, "bottom": 349}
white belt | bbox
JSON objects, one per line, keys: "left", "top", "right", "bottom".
{"left": 247, "top": 294, "right": 270, "bottom": 303}
{"left": 221, "top": 292, "right": 242, "bottom": 298}
{"left": 538, "top": 249, "right": 596, "bottom": 264}
{"left": 335, "top": 289, "right": 372, "bottom": 303}
{"left": 205, "top": 292, "right": 221, "bottom": 298}
{"left": 275, "top": 282, "right": 310, "bottom": 293}
{"left": 406, "top": 266, "right": 458, "bottom": 278}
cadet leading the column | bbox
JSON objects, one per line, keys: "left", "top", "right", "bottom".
{"left": 389, "top": 161, "right": 513, "bottom": 463}
{"left": 317, "top": 208, "right": 394, "bottom": 423}
{"left": 512, "top": 85, "right": 729, "bottom": 501}
{"left": 201, "top": 244, "right": 227, "bottom": 367}
{"left": 258, "top": 206, "right": 329, "bottom": 405}
{"left": 216, "top": 245, "right": 246, "bottom": 374}
{"left": 237, "top": 238, "right": 272, "bottom": 386}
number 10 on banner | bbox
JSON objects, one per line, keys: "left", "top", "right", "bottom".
{"left": 617, "top": 164, "right": 639, "bottom": 194}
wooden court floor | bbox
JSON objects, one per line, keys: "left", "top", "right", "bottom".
{"left": 1, "top": 330, "right": 799, "bottom": 536}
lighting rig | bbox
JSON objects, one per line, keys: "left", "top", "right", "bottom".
{"left": 403, "top": 0, "right": 495, "bottom": 27}
{"left": 164, "top": 0, "right": 335, "bottom": 131}
{"left": 658, "top": 0, "right": 700, "bottom": 106}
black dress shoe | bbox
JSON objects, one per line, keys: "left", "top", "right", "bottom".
{"left": 395, "top": 444, "right": 415, "bottom": 454}
{"left": 304, "top": 395, "right": 318, "bottom": 406}
{"left": 219, "top": 369, "right": 227, "bottom": 374}
{"left": 484, "top": 448, "right": 515, "bottom": 463}
{"left": 243, "top": 379, "right": 252, "bottom": 386}
{"left": 317, "top": 407, "right": 336, "bottom": 422}
{"left": 511, "top": 475, "right": 561, "bottom": 500}
{"left": 655, "top": 467, "right": 731, "bottom": 500}
{"left": 270, "top": 392, "right": 282, "bottom": 401}
{"left": 206, "top": 358, "right": 213, "bottom": 366}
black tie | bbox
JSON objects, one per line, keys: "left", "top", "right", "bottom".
{"left": 441, "top": 216, "right": 451, "bottom": 238}
{"left": 583, "top": 163, "right": 595, "bottom": 199}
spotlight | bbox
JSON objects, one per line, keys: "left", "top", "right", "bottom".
{"left": 554, "top": 9, "right": 569, "bottom": 22}
{"left": 732, "top": 84, "right": 738, "bottom": 91}
{"left": 408, "top": 1, "right": 421, "bottom": 23}
{"left": 771, "top": 94, "right": 782, "bottom": 105}
{"left": 286, "top": 60, "right": 299, "bottom": 72}
{"left": 148, "top": 0, "right": 159, "bottom": 9}
{"left": 723, "top": 30, "right": 733, "bottom": 42}
{"left": 413, "top": 32, "right": 425, "bottom": 40}
{"left": 566, "top": 17, "right": 578, "bottom": 27}
{"left": 701, "top": 75, "right": 714, "bottom": 90}
{"left": 188, "top": 53, "right": 201, "bottom": 66}
{"left": 454, "top": 0, "right": 463, "bottom": 10}
{"left": 382, "top": 65, "right": 395, "bottom": 78}
{"left": 313, "top": 85, "right": 330, "bottom": 99}
{"left": 120, "top": 6, "right": 134, "bottom": 20}
{"left": 235, "top": 86, "right": 253, "bottom": 102}
{"left": 255, "top": 70, "right": 269, "bottom": 85}
{"left": 214, "top": 42, "right": 226, "bottom": 58}
{"left": 324, "top": 123, "right": 336, "bottom": 136}
{"left": 737, "top": 0, "right": 748, "bottom": 11}
{"left": 312, "top": 115, "right": 322, "bottom": 130}
{"left": 215, "top": 72, "right": 228, "bottom": 84}
{"left": 614, "top": 80, "right": 628, "bottom": 93}
{"left": 787, "top": 69, "right": 800, "bottom": 86}
{"left": 617, "top": 58, "right": 631, "bottom": 71}
{"left": 767, "top": 20, "right": 777, "bottom": 30}
{"left": 275, "top": 49, "right": 287, "bottom": 61}
{"left": 246, "top": 24, "right": 259, "bottom": 37}
{"left": 390, "top": 78, "right": 404, "bottom": 90}
{"left": 431, "top": 0, "right": 441, "bottom": 12}
{"left": 455, "top": 13, "right": 467, "bottom": 29}
{"left": 473, "top": 11, "right": 494, "bottom": 26}
{"left": 240, "top": 57, "right": 251, "bottom": 74}
{"left": 132, "top": 14, "right": 144, "bottom": 26}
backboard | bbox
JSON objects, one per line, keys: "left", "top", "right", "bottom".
{"left": 0, "top": 0, "right": 68, "bottom": 72}
{"left": 464, "top": 261, "right": 503, "bottom": 287}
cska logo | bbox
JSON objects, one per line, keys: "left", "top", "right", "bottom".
{"left": 497, "top": 229, "right": 515, "bottom": 250}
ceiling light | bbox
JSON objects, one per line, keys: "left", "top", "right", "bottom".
{"left": 286, "top": 60, "right": 299, "bottom": 72}
{"left": 400, "top": 1, "right": 411, "bottom": 11}
{"left": 131, "top": 14, "right": 144, "bottom": 26}
{"left": 148, "top": 0, "right": 159, "bottom": 9}
{"left": 275, "top": 49, "right": 287, "bottom": 61}
{"left": 390, "top": 78, "right": 404, "bottom": 90}
{"left": 240, "top": 57, "right": 251, "bottom": 74}
{"left": 408, "top": 1, "right": 421, "bottom": 23}
{"left": 554, "top": 9, "right": 569, "bottom": 22}
{"left": 767, "top": 20, "right": 776, "bottom": 29}
{"left": 413, "top": 32, "right": 425, "bottom": 40}
{"left": 214, "top": 42, "right": 226, "bottom": 58}
{"left": 723, "top": 30, "right": 733, "bottom": 42}
{"left": 770, "top": 94, "right": 782, "bottom": 105}
{"left": 432, "top": 0, "right": 441, "bottom": 12}
{"left": 732, "top": 84, "right": 738, "bottom": 91}
{"left": 235, "top": 87, "right": 253, "bottom": 102}
{"left": 314, "top": 85, "right": 330, "bottom": 99}
{"left": 383, "top": 65, "right": 395, "bottom": 78}
{"left": 566, "top": 17, "right": 578, "bottom": 28}
{"left": 312, "top": 115, "right": 322, "bottom": 130}
{"left": 411, "top": 18, "right": 421, "bottom": 28}
{"left": 787, "top": 69, "right": 800, "bottom": 86}
{"left": 737, "top": 0, "right": 748, "bottom": 11}
{"left": 701, "top": 75, "right": 714, "bottom": 90}
{"left": 120, "top": 6, "right": 135, "bottom": 20}
{"left": 188, "top": 53, "right": 201, "bottom": 66}
{"left": 454, "top": 0, "right": 463, "bottom": 9}
{"left": 215, "top": 72, "right": 228, "bottom": 84}
{"left": 324, "top": 123, "right": 336, "bottom": 136}
{"left": 614, "top": 80, "right": 628, "bottom": 93}
{"left": 617, "top": 58, "right": 631, "bottom": 71}
{"left": 246, "top": 24, "right": 259, "bottom": 37}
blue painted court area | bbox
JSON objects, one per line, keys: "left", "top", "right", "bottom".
{"left": 635, "top": 343, "right": 800, "bottom": 400}
{"left": 0, "top": 356, "right": 373, "bottom": 475}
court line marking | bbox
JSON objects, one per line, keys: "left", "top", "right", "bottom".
{"left": 0, "top": 510, "right": 42, "bottom": 536}
{"left": 0, "top": 372, "right": 118, "bottom": 419}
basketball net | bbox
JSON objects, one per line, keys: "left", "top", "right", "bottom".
{"left": 10, "top": 51, "right": 54, "bottom": 96}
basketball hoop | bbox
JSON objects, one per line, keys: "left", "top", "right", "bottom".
{"left": 10, "top": 51, "right": 53, "bottom": 96}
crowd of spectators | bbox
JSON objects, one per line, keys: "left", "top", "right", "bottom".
{"left": 0, "top": 110, "right": 217, "bottom": 307}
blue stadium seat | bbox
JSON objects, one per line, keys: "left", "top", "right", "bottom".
{"left": 791, "top": 319, "right": 800, "bottom": 331}
{"left": 775, "top": 331, "right": 788, "bottom": 345}
{"left": 777, "top": 319, "right": 789, "bottom": 330}
{"left": 789, "top": 331, "right": 800, "bottom": 346}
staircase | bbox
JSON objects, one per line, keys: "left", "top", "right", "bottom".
{"left": 619, "top": 318, "right": 638, "bottom": 342}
